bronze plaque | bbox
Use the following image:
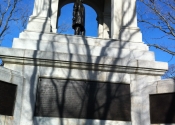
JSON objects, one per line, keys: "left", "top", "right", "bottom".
{"left": 0, "top": 81, "right": 17, "bottom": 116}
{"left": 150, "top": 93, "right": 175, "bottom": 123}
{"left": 35, "top": 78, "right": 131, "bottom": 121}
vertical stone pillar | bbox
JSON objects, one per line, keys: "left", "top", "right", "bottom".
{"left": 26, "top": 0, "right": 52, "bottom": 32}
{"left": 103, "top": 13, "right": 111, "bottom": 38}
{"left": 130, "top": 75, "right": 161, "bottom": 125}
{"left": 51, "top": 0, "right": 59, "bottom": 33}
{"left": 111, "top": 0, "right": 122, "bottom": 39}
{"left": 98, "top": 14, "right": 111, "bottom": 39}
{"left": 101, "top": 0, "right": 111, "bottom": 39}
{"left": 111, "top": 0, "right": 142, "bottom": 42}
{"left": 33, "top": 0, "right": 50, "bottom": 17}
{"left": 98, "top": 16, "right": 104, "bottom": 38}
{"left": 121, "top": 0, "right": 138, "bottom": 28}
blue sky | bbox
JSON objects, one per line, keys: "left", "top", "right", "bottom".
{"left": 1, "top": 0, "right": 33, "bottom": 47}
{"left": 138, "top": 24, "right": 175, "bottom": 65}
{"left": 58, "top": 3, "right": 98, "bottom": 37}
{"left": 1, "top": 0, "right": 175, "bottom": 66}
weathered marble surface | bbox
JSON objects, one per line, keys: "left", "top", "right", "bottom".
{"left": 0, "top": 67, "right": 25, "bottom": 125}
{"left": 0, "top": 44, "right": 169, "bottom": 125}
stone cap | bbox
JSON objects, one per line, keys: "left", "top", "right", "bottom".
{"left": 0, "top": 47, "right": 168, "bottom": 76}
{"left": 0, "top": 66, "right": 24, "bottom": 84}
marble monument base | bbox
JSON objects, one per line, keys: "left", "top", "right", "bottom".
{"left": 0, "top": 32, "right": 170, "bottom": 125}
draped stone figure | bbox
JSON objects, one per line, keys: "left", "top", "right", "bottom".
{"left": 72, "top": 0, "right": 85, "bottom": 36}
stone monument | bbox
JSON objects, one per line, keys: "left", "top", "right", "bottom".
{"left": 0, "top": 0, "right": 174, "bottom": 125}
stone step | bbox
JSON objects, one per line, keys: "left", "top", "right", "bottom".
{"left": 13, "top": 38, "right": 155, "bottom": 61}
{"left": 18, "top": 31, "right": 148, "bottom": 50}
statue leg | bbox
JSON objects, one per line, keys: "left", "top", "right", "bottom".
{"left": 81, "top": 30, "right": 85, "bottom": 36}
{"left": 81, "top": 27, "right": 85, "bottom": 36}
{"left": 75, "top": 27, "right": 80, "bottom": 35}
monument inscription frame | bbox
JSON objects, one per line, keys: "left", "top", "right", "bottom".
{"left": 0, "top": 81, "right": 17, "bottom": 116}
{"left": 150, "top": 93, "right": 175, "bottom": 124}
{"left": 34, "top": 78, "right": 131, "bottom": 121}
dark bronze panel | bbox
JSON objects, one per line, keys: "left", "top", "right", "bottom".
{"left": 0, "top": 81, "right": 17, "bottom": 116}
{"left": 150, "top": 93, "right": 175, "bottom": 124}
{"left": 35, "top": 78, "right": 131, "bottom": 121}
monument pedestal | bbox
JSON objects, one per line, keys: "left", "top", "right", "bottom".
{"left": 0, "top": 29, "right": 168, "bottom": 125}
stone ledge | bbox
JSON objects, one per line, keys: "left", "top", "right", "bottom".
{"left": 17, "top": 31, "right": 148, "bottom": 50}
{"left": 13, "top": 37, "right": 148, "bottom": 51}
{"left": 0, "top": 47, "right": 167, "bottom": 75}
{"left": 12, "top": 39, "right": 154, "bottom": 60}
{"left": 146, "top": 79, "right": 175, "bottom": 95}
{"left": 19, "top": 30, "right": 143, "bottom": 42}
{"left": 34, "top": 117, "right": 132, "bottom": 125}
{"left": 0, "top": 66, "right": 23, "bottom": 83}
{"left": 157, "top": 79, "right": 175, "bottom": 93}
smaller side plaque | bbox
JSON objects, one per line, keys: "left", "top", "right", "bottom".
{"left": 150, "top": 93, "right": 175, "bottom": 124}
{"left": 0, "top": 81, "right": 17, "bottom": 116}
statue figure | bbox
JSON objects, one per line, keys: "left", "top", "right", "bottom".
{"left": 72, "top": 0, "right": 85, "bottom": 36}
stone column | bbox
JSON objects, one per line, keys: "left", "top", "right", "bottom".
{"left": 130, "top": 74, "right": 161, "bottom": 125}
{"left": 26, "top": 0, "right": 52, "bottom": 32}
{"left": 97, "top": 16, "right": 104, "bottom": 38}
{"left": 111, "top": 0, "right": 142, "bottom": 42}
{"left": 33, "top": 0, "right": 50, "bottom": 17}
{"left": 102, "top": 0, "right": 111, "bottom": 39}
{"left": 111, "top": 0, "right": 121, "bottom": 39}
{"left": 103, "top": 13, "right": 111, "bottom": 38}
{"left": 51, "top": 0, "right": 60, "bottom": 33}
{"left": 97, "top": 14, "right": 111, "bottom": 39}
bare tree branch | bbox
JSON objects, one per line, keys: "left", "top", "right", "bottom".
{"left": 57, "top": 22, "right": 71, "bottom": 34}
{"left": 162, "top": 64, "right": 175, "bottom": 79}
{"left": 138, "top": 0, "right": 175, "bottom": 37}
{"left": 0, "top": 0, "right": 29, "bottom": 41}
{"left": 137, "top": 0, "right": 175, "bottom": 56}
{"left": 148, "top": 44, "right": 175, "bottom": 56}
{"left": 0, "top": 0, "right": 70, "bottom": 43}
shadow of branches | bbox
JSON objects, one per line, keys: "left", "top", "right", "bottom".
{"left": 18, "top": 0, "right": 160, "bottom": 125}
